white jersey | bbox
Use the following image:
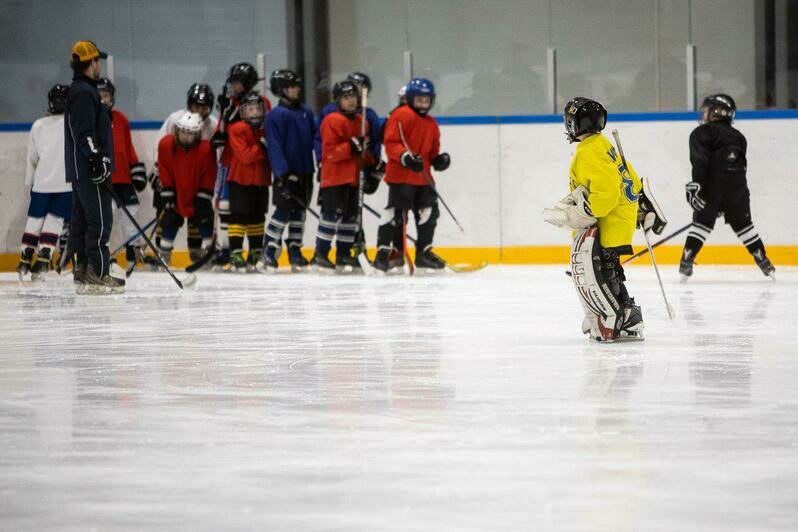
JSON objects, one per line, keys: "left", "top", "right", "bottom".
{"left": 154, "top": 109, "right": 218, "bottom": 161}
{"left": 26, "top": 114, "right": 70, "bottom": 193}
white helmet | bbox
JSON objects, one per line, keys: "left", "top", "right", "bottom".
{"left": 174, "top": 111, "right": 202, "bottom": 147}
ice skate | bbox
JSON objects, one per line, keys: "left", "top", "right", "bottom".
{"left": 415, "top": 246, "right": 446, "bottom": 272}
{"left": 79, "top": 265, "right": 125, "bottom": 295}
{"left": 310, "top": 252, "right": 335, "bottom": 274}
{"left": 679, "top": 258, "right": 693, "bottom": 283}
{"left": 16, "top": 248, "right": 35, "bottom": 282}
{"left": 335, "top": 254, "right": 362, "bottom": 275}
{"left": 288, "top": 246, "right": 309, "bottom": 273}
{"left": 230, "top": 251, "right": 248, "bottom": 273}
{"left": 30, "top": 248, "right": 53, "bottom": 281}
{"left": 754, "top": 252, "right": 775, "bottom": 281}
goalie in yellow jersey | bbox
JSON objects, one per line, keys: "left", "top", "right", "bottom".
{"left": 543, "top": 97, "right": 666, "bottom": 342}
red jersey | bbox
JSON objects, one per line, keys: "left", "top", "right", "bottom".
{"left": 227, "top": 121, "right": 271, "bottom": 187}
{"left": 383, "top": 105, "right": 440, "bottom": 186}
{"left": 109, "top": 109, "right": 142, "bottom": 184}
{"left": 158, "top": 135, "right": 217, "bottom": 218}
{"left": 217, "top": 95, "right": 272, "bottom": 167}
{"left": 320, "top": 111, "right": 375, "bottom": 188}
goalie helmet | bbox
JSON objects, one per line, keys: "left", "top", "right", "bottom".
{"left": 47, "top": 84, "right": 69, "bottom": 114}
{"left": 332, "top": 80, "right": 360, "bottom": 115}
{"left": 96, "top": 77, "right": 115, "bottom": 109}
{"left": 187, "top": 83, "right": 214, "bottom": 112}
{"left": 269, "top": 69, "right": 302, "bottom": 100}
{"left": 174, "top": 111, "right": 202, "bottom": 148}
{"left": 406, "top": 78, "right": 435, "bottom": 115}
{"left": 700, "top": 93, "right": 736, "bottom": 123}
{"left": 239, "top": 92, "right": 265, "bottom": 127}
{"left": 226, "top": 63, "right": 258, "bottom": 94}
{"left": 564, "top": 97, "right": 606, "bottom": 143}
{"left": 346, "top": 71, "right": 372, "bottom": 91}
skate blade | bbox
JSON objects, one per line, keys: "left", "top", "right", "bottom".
{"left": 680, "top": 274, "right": 690, "bottom": 284}
{"left": 290, "top": 265, "right": 309, "bottom": 273}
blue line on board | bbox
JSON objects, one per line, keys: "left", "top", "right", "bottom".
{"left": 2, "top": 109, "right": 797, "bottom": 132}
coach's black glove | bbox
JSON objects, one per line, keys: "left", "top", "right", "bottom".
{"left": 685, "top": 181, "right": 706, "bottom": 211}
{"left": 88, "top": 152, "right": 112, "bottom": 185}
{"left": 400, "top": 151, "right": 423, "bottom": 172}
{"left": 432, "top": 152, "right": 450, "bottom": 172}
{"left": 210, "top": 131, "right": 228, "bottom": 149}
{"left": 130, "top": 163, "right": 147, "bottom": 192}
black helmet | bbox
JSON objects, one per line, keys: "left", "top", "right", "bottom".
{"left": 47, "top": 84, "right": 69, "bottom": 114}
{"left": 187, "top": 83, "right": 214, "bottom": 109}
{"left": 227, "top": 63, "right": 258, "bottom": 94}
{"left": 269, "top": 69, "right": 302, "bottom": 100}
{"left": 96, "top": 77, "right": 115, "bottom": 108}
{"left": 701, "top": 93, "right": 736, "bottom": 123}
{"left": 332, "top": 80, "right": 360, "bottom": 115}
{"left": 563, "top": 97, "right": 606, "bottom": 143}
{"left": 346, "top": 71, "right": 372, "bottom": 91}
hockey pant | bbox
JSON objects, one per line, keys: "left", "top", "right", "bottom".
{"left": 21, "top": 191, "right": 72, "bottom": 253}
{"left": 376, "top": 183, "right": 439, "bottom": 253}
{"left": 682, "top": 186, "right": 767, "bottom": 263}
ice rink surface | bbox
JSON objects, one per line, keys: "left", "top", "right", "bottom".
{"left": 1, "top": 265, "right": 797, "bottom": 531}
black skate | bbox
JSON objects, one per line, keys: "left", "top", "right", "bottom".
{"left": 260, "top": 249, "right": 279, "bottom": 273}
{"left": 415, "top": 246, "right": 446, "bottom": 271}
{"left": 30, "top": 248, "right": 53, "bottom": 281}
{"left": 335, "top": 254, "right": 362, "bottom": 275}
{"left": 230, "top": 251, "right": 248, "bottom": 273}
{"left": 754, "top": 253, "right": 775, "bottom": 281}
{"left": 78, "top": 265, "right": 125, "bottom": 295}
{"left": 288, "top": 246, "right": 309, "bottom": 273}
{"left": 618, "top": 299, "right": 645, "bottom": 341}
{"left": 311, "top": 252, "right": 335, "bottom": 274}
{"left": 16, "top": 248, "right": 35, "bottom": 282}
{"left": 211, "top": 248, "right": 231, "bottom": 273}
{"left": 373, "top": 248, "right": 391, "bottom": 273}
{"left": 246, "top": 250, "right": 262, "bottom": 273}
{"left": 388, "top": 249, "right": 405, "bottom": 272}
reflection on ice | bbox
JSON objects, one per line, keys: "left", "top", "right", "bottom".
{"left": 1, "top": 266, "right": 797, "bottom": 530}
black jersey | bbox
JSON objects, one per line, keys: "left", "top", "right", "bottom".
{"left": 689, "top": 121, "right": 748, "bottom": 193}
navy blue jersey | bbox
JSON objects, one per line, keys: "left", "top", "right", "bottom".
{"left": 65, "top": 72, "right": 114, "bottom": 183}
{"left": 266, "top": 102, "right": 316, "bottom": 178}
{"left": 314, "top": 102, "right": 382, "bottom": 163}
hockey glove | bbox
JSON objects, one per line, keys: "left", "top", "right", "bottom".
{"left": 88, "top": 152, "right": 112, "bottom": 185}
{"left": 637, "top": 177, "right": 668, "bottom": 234}
{"left": 210, "top": 131, "right": 228, "bottom": 149}
{"left": 400, "top": 151, "right": 424, "bottom": 172}
{"left": 363, "top": 161, "right": 385, "bottom": 195}
{"left": 432, "top": 153, "right": 451, "bottom": 172}
{"left": 685, "top": 181, "right": 707, "bottom": 211}
{"left": 541, "top": 186, "right": 597, "bottom": 230}
{"left": 349, "top": 136, "right": 369, "bottom": 155}
{"left": 216, "top": 93, "right": 230, "bottom": 114}
{"left": 130, "top": 163, "right": 147, "bottom": 192}
{"left": 194, "top": 190, "right": 214, "bottom": 221}
{"left": 278, "top": 174, "right": 302, "bottom": 200}
{"left": 160, "top": 188, "right": 176, "bottom": 212}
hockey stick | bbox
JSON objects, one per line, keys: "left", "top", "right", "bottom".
{"left": 621, "top": 222, "right": 691, "bottom": 264}
{"left": 105, "top": 183, "right": 196, "bottom": 289}
{"left": 110, "top": 216, "right": 157, "bottom": 257}
{"left": 355, "top": 88, "right": 372, "bottom": 272}
{"left": 125, "top": 212, "right": 162, "bottom": 278}
{"left": 397, "top": 121, "right": 464, "bottom": 234}
{"left": 611, "top": 129, "right": 674, "bottom": 319}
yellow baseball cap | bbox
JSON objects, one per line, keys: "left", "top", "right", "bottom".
{"left": 71, "top": 40, "right": 108, "bottom": 62}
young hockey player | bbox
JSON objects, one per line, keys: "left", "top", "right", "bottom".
{"left": 226, "top": 92, "right": 271, "bottom": 272}
{"left": 65, "top": 40, "right": 123, "bottom": 294}
{"left": 149, "top": 83, "right": 218, "bottom": 262}
{"left": 542, "top": 97, "right": 665, "bottom": 342}
{"left": 679, "top": 93, "right": 776, "bottom": 281}
{"left": 16, "top": 84, "right": 72, "bottom": 281}
{"left": 97, "top": 78, "right": 148, "bottom": 268}
{"left": 210, "top": 63, "right": 271, "bottom": 270}
{"left": 156, "top": 112, "right": 216, "bottom": 266}
{"left": 312, "top": 80, "right": 375, "bottom": 273}
{"left": 262, "top": 69, "right": 317, "bottom": 272}
{"left": 374, "top": 78, "right": 451, "bottom": 272}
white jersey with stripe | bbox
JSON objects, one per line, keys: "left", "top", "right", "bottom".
{"left": 26, "top": 115, "right": 70, "bottom": 193}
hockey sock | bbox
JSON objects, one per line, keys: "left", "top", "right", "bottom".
{"left": 414, "top": 205, "right": 439, "bottom": 251}
{"left": 246, "top": 223, "right": 264, "bottom": 253}
{"left": 336, "top": 221, "right": 357, "bottom": 258}
{"left": 218, "top": 213, "right": 230, "bottom": 250}
{"left": 315, "top": 212, "right": 338, "bottom": 257}
{"left": 265, "top": 210, "right": 289, "bottom": 255}
{"left": 683, "top": 221, "right": 712, "bottom": 262}
{"left": 40, "top": 213, "right": 64, "bottom": 250}
{"left": 22, "top": 216, "right": 44, "bottom": 249}
{"left": 187, "top": 221, "right": 201, "bottom": 251}
{"left": 286, "top": 216, "right": 306, "bottom": 249}
{"left": 228, "top": 223, "right": 246, "bottom": 253}
{"left": 733, "top": 223, "right": 767, "bottom": 258}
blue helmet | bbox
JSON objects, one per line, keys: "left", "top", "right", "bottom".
{"left": 405, "top": 78, "right": 435, "bottom": 114}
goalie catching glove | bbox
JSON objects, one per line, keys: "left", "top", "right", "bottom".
{"left": 637, "top": 177, "right": 667, "bottom": 234}
{"left": 542, "top": 186, "right": 597, "bottom": 230}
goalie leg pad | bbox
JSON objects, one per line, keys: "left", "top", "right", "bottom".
{"left": 570, "top": 227, "right": 624, "bottom": 342}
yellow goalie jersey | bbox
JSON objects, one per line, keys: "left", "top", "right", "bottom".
{"left": 569, "top": 133, "right": 641, "bottom": 250}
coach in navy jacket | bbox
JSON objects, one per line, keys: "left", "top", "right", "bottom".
{"left": 65, "top": 40, "right": 117, "bottom": 287}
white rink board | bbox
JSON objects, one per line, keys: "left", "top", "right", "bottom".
{"left": 1, "top": 118, "right": 796, "bottom": 253}
{"left": 1, "top": 265, "right": 797, "bottom": 530}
